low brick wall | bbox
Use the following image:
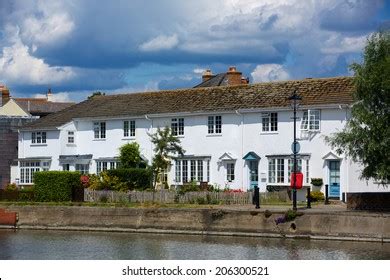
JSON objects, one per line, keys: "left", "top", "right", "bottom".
{"left": 0, "top": 208, "right": 17, "bottom": 226}
{"left": 4, "top": 206, "right": 390, "bottom": 242}
{"left": 347, "top": 193, "right": 390, "bottom": 211}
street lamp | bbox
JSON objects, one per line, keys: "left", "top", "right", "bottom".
{"left": 288, "top": 90, "right": 302, "bottom": 211}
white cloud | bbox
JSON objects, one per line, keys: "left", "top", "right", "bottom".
{"left": 193, "top": 68, "right": 205, "bottom": 74}
{"left": 251, "top": 64, "right": 290, "bottom": 82}
{"left": 0, "top": 29, "right": 75, "bottom": 85}
{"left": 33, "top": 92, "right": 72, "bottom": 102}
{"left": 321, "top": 35, "right": 368, "bottom": 54}
{"left": 139, "top": 34, "right": 179, "bottom": 52}
{"left": 21, "top": 12, "right": 74, "bottom": 45}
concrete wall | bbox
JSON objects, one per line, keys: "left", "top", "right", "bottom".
{"left": 5, "top": 206, "right": 390, "bottom": 242}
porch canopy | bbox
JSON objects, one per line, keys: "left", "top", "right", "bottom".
{"left": 242, "top": 151, "right": 260, "bottom": 161}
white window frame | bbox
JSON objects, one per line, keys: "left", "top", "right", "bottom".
{"left": 123, "top": 120, "right": 136, "bottom": 138}
{"left": 301, "top": 110, "right": 321, "bottom": 131}
{"left": 268, "top": 157, "right": 310, "bottom": 185}
{"left": 208, "top": 115, "right": 222, "bottom": 134}
{"left": 20, "top": 161, "right": 50, "bottom": 184}
{"left": 93, "top": 122, "right": 106, "bottom": 139}
{"left": 67, "top": 131, "right": 75, "bottom": 144}
{"left": 31, "top": 131, "right": 47, "bottom": 144}
{"left": 226, "top": 162, "right": 235, "bottom": 182}
{"left": 175, "top": 159, "right": 208, "bottom": 184}
{"left": 96, "top": 161, "right": 117, "bottom": 175}
{"left": 262, "top": 112, "right": 278, "bottom": 132}
{"left": 171, "top": 118, "right": 184, "bottom": 136}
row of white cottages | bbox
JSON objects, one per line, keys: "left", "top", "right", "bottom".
{"left": 13, "top": 77, "right": 386, "bottom": 200}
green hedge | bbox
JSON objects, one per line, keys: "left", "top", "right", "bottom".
{"left": 34, "top": 171, "right": 82, "bottom": 202}
{"left": 107, "top": 168, "right": 152, "bottom": 190}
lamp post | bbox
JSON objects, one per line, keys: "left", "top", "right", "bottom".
{"left": 288, "top": 90, "right": 302, "bottom": 211}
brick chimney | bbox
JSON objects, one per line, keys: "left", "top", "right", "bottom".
{"left": 202, "top": 69, "right": 214, "bottom": 82}
{"left": 226, "top": 66, "right": 243, "bottom": 85}
{"left": 1, "top": 86, "right": 10, "bottom": 106}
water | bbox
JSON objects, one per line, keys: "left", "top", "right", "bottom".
{"left": 0, "top": 229, "right": 389, "bottom": 260}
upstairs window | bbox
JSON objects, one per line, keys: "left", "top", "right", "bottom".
{"left": 123, "top": 120, "right": 135, "bottom": 138}
{"left": 31, "top": 132, "right": 46, "bottom": 144}
{"left": 301, "top": 110, "right": 320, "bottom": 131}
{"left": 171, "top": 118, "right": 184, "bottom": 136}
{"left": 94, "top": 122, "right": 106, "bottom": 139}
{"left": 208, "top": 115, "right": 222, "bottom": 134}
{"left": 67, "top": 131, "right": 75, "bottom": 144}
{"left": 262, "top": 112, "right": 278, "bottom": 132}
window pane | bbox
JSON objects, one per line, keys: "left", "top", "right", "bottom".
{"left": 227, "top": 163, "right": 235, "bottom": 182}
{"left": 182, "top": 160, "right": 188, "bottom": 183}
{"left": 123, "top": 121, "right": 129, "bottom": 137}
{"left": 178, "top": 118, "right": 184, "bottom": 135}
{"left": 301, "top": 111, "right": 308, "bottom": 130}
{"left": 208, "top": 116, "right": 214, "bottom": 134}
{"left": 277, "top": 159, "right": 284, "bottom": 183}
{"left": 268, "top": 159, "right": 275, "bottom": 183}
{"left": 175, "top": 160, "right": 181, "bottom": 182}
{"left": 130, "top": 120, "right": 135, "bottom": 137}
{"left": 197, "top": 160, "right": 203, "bottom": 182}
{"left": 94, "top": 122, "right": 100, "bottom": 139}
{"left": 270, "top": 113, "right": 278, "bottom": 131}
{"left": 42, "top": 132, "right": 46, "bottom": 143}
{"left": 190, "top": 160, "right": 196, "bottom": 181}
{"left": 262, "top": 114, "right": 270, "bottom": 132}
{"left": 100, "top": 122, "right": 106, "bottom": 138}
{"left": 215, "top": 116, "right": 222, "bottom": 133}
{"left": 171, "top": 118, "right": 178, "bottom": 136}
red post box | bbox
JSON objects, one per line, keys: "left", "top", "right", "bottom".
{"left": 290, "top": 172, "right": 303, "bottom": 189}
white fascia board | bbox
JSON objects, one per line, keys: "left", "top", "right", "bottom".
{"left": 19, "top": 127, "right": 58, "bottom": 132}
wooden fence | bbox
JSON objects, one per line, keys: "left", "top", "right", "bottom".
{"left": 84, "top": 189, "right": 289, "bottom": 205}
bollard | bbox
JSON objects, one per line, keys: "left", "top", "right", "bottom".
{"left": 254, "top": 186, "right": 260, "bottom": 209}
{"left": 325, "top": 184, "right": 330, "bottom": 205}
{"left": 307, "top": 187, "right": 311, "bottom": 209}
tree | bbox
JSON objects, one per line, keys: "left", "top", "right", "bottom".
{"left": 119, "top": 142, "right": 142, "bottom": 168}
{"left": 88, "top": 91, "right": 105, "bottom": 100}
{"left": 149, "top": 127, "right": 185, "bottom": 188}
{"left": 326, "top": 30, "right": 390, "bottom": 182}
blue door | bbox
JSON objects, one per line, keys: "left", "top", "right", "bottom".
{"left": 249, "top": 161, "right": 259, "bottom": 190}
{"left": 329, "top": 160, "right": 340, "bottom": 198}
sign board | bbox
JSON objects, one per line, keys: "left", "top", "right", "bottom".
{"left": 291, "top": 141, "right": 300, "bottom": 154}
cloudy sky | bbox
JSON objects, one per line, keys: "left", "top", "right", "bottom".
{"left": 0, "top": 0, "right": 389, "bottom": 102}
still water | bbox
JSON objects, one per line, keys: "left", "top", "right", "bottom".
{"left": 0, "top": 229, "right": 389, "bottom": 260}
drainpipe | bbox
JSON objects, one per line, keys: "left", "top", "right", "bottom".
{"left": 144, "top": 115, "right": 153, "bottom": 162}
{"left": 235, "top": 110, "right": 244, "bottom": 191}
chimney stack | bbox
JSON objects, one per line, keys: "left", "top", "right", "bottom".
{"left": 1, "top": 85, "right": 10, "bottom": 106}
{"left": 226, "top": 66, "right": 243, "bottom": 85}
{"left": 202, "top": 69, "right": 214, "bottom": 82}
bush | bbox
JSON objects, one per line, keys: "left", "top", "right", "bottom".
{"left": 311, "top": 178, "right": 323, "bottom": 186}
{"left": 309, "top": 191, "right": 325, "bottom": 202}
{"left": 34, "top": 171, "right": 82, "bottom": 202}
{"left": 5, "top": 183, "right": 18, "bottom": 192}
{"left": 178, "top": 181, "right": 200, "bottom": 195}
{"left": 107, "top": 168, "right": 152, "bottom": 190}
{"left": 18, "top": 188, "right": 34, "bottom": 201}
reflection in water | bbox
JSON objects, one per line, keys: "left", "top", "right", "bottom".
{"left": 0, "top": 229, "right": 389, "bottom": 260}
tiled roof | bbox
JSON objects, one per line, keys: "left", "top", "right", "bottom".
{"left": 14, "top": 99, "right": 75, "bottom": 115}
{"left": 22, "top": 76, "right": 354, "bottom": 130}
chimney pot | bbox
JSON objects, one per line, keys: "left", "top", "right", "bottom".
{"left": 202, "top": 69, "right": 214, "bottom": 82}
{"left": 228, "top": 66, "right": 237, "bottom": 73}
{"left": 47, "top": 87, "right": 53, "bottom": 102}
{"left": 1, "top": 86, "right": 10, "bottom": 106}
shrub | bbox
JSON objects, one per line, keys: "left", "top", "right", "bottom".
{"left": 34, "top": 171, "right": 82, "bottom": 202}
{"left": 5, "top": 183, "right": 17, "bottom": 192}
{"left": 178, "top": 181, "right": 200, "bottom": 195}
{"left": 309, "top": 191, "right": 325, "bottom": 202}
{"left": 107, "top": 168, "right": 153, "bottom": 190}
{"left": 311, "top": 178, "right": 323, "bottom": 187}
{"left": 18, "top": 188, "right": 34, "bottom": 201}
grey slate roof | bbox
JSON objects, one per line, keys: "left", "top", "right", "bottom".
{"left": 14, "top": 98, "right": 74, "bottom": 116}
{"left": 193, "top": 73, "right": 229, "bottom": 88}
{"left": 22, "top": 76, "right": 355, "bottom": 130}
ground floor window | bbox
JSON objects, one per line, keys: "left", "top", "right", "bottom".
{"left": 20, "top": 160, "right": 50, "bottom": 184}
{"left": 226, "top": 162, "right": 235, "bottom": 182}
{"left": 268, "top": 157, "right": 310, "bottom": 185}
{"left": 96, "top": 160, "right": 118, "bottom": 175}
{"left": 76, "top": 164, "right": 89, "bottom": 175}
{"left": 175, "top": 158, "right": 210, "bottom": 184}
{"left": 62, "top": 164, "right": 70, "bottom": 171}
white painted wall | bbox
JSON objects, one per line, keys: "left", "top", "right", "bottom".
{"left": 15, "top": 106, "right": 388, "bottom": 198}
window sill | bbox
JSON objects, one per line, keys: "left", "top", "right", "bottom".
{"left": 66, "top": 144, "right": 77, "bottom": 147}
{"left": 30, "top": 144, "right": 47, "bottom": 147}
{"left": 93, "top": 138, "right": 106, "bottom": 141}
{"left": 260, "top": 131, "right": 279, "bottom": 135}
{"left": 206, "top": 134, "right": 222, "bottom": 137}
{"left": 122, "top": 137, "right": 136, "bottom": 140}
